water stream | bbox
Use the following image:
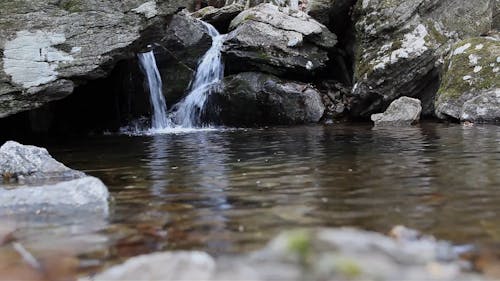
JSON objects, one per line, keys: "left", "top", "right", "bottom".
{"left": 171, "top": 22, "right": 226, "bottom": 128}
{"left": 137, "top": 51, "right": 170, "bottom": 130}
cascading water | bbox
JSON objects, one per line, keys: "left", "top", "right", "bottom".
{"left": 170, "top": 22, "right": 226, "bottom": 128}
{"left": 137, "top": 51, "right": 170, "bottom": 130}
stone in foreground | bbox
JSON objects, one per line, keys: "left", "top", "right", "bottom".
{"left": 88, "top": 251, "right": 215, "bottom": 281}
{"left": 87, "top": 226, "right": 481, "bottom": 281}
{"left": 0, "top": 141, "right": 109, "bottom": 217}
{"left": 371, "top": 97, "right": 422, "bottom": 126}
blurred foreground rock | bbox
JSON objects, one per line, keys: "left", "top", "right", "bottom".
{"left": 87, "top": 226, "right": 482, "bottom": 281}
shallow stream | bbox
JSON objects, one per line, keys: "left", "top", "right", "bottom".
{"left": 5, "top": 123, "right": 500, "bottom": 274}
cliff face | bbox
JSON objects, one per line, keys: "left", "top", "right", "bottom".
{"left": 0, "top": 0, "right": 194, "bottom": 118}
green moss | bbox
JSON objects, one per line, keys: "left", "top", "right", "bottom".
{"left": 58, "top": 0, "right": 82, "bottom": 13}
{"left": 286, "top": 230, "right": 312, "bottom": 262}
{"left": 334, "top": 257, "right": 362, "bottom": 278}
{"left": 437, "top": 37, "right": 499, "bottom": 101}
{"left": 425, "top": 21, "right": 448, "bottom": 45}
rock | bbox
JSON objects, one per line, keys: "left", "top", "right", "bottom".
{"left": 0, "top": 141, "right": 83, "bottom": 182}
{"left": 223, "top": 3, "right": 337, "bottom": 77}
{"left": 371, "top": 97, "right": 422, "bottom": 126}
{"left": 349, "top": 0, "right": 494, "bottom": 118}
{"left": 192, "top": 3, "right": 245, "bottom": 32}
{"left": 86, "top": 226, "right": 482, "bottom": 281}
{"left": 0, "top": 0, "right": 195, "bottom": 118}
{"left": 156, "top": 11, "right": 213, "bottom": 105}
{"left": 208, "top": 72, "right": 325, "bottom": 126}
{"left": 0, "top": 141, "right": 109, "bottom": 217}
{"left": 0, "top": 177, "right": 109, "bottom": 217}
{"left": 89, "top": 251, "right": 215, "bottom": 281}
{"left": 435, "top": 37, "right": 500, "bottom": 123}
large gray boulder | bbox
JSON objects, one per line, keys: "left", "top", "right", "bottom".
{"left": 349, "top": 0, "right": 494, "bottom": 118}
{"left": 371, "top": 96, "right": 422, "bottom": 126}
{"left": 435, "top": 36, "right": 500, "bottom": 123}
{"left": 0, "top": 0, "right": 195, "bottom": 118}
{"left": 209, "top": 72, "right": 325, "bottom": 126}
{"left": 0, "top": 141, "right": 109, "bottom": 216}
{"left": 223, "top": 3, "right": 337, "bottom": 77}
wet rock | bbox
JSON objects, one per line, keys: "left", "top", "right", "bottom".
{"left": 89, "top": 251, "right": 215, "bottom": 281}
{"left": 87, "top": 226, "right": 482, "bottom": 281}
{"left": 371, "top": 97, "right": 422, "bottom": 126}
{"left": 156, "top": 11, "right": 213, "bottom": 105}
{"left": 0, "top": 0, "right": 195, "bottom": 118}
{"left": 0, "top": 141, "right": 83, "bottom": 182}
{"left": 349, "top": 0, "right": 494, "bottom": 118}
{"left": 0, "top": 177, "right": 109, "bottom": 217}
{"left": 435, "top": 37, "right": 500, "bottom": 123}
{"left": 223, "top": 3, "right": 337, "bottom": 77}
{"left": 0, "top": 141, "right": 109, "bottom": 217}
{"left": 192, "top": 3, "right": 245, "bottom": 32}
{"left": 209, "top": 72, "right": 325, "bottom": 126}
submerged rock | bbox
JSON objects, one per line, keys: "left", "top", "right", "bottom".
{"left": 0, "top": 0, "right": 195, "bottom": 118}
{"left": 350, "top": 0, "right": 494, "bottom": 118}
{"left": 223, "top": 3, "right": 337, "bottom": 77}
{"left": 0, "top": 141, "right": 109, "bottom": 217}
{"left": 435, "top": 36, "right": 500, "bottom": 123}
{"left": 209, "top": 72, "right": 325, "bottom": 126}
{"left": 371, "top": 97, "right": 422, "bottom": 126}
{"left": 87, "top": 226, "right": 481, "bottom": 281}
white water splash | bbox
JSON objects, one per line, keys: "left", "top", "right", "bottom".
{"left": 138, "top": 51, "right": 170, "bottom": 130}
{"left": 170, "top": 22, "right": 226, "bottom": 128}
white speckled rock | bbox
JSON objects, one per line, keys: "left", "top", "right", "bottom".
{"left": 350, "top": 0, "right": 494, "bottom": 118}
{"left": 0, "top": 0, "right": 195, "bottom": 118}
{"left": 371, "top": 97, "right": 422, "bottom": 126}
{"left": 435, "top": 37, "right": 500, "bottom": 123}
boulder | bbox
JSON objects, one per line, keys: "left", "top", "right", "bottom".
{"left": 0, "top": 0, "right": 195, "bottom": 118}
{"left": 223, "top": 3, "right": 337, "bottom": 77}
{"left": 208, "top": 72, "right": 325, "bottom": 126}
{"left": 0, "top": 141, "right": 109, "bottom": 217}
{"left": 349, "top": 0, "right": 494, "bottom": 118}
{"left": 86, "top": 226, "right": 482, "bottom": 281}
{"left": 371, "top": 97, "right": 422, "bottom": 126}
{"left": 435, "top": 37, "right": 500, "bottom": 123}
{"left": 0, "top": 141, "right": 83, "bottom": 182}
{"left": 156, "top": 11, "right": 213, "bottom": 105}
{"left": 192, "top": 3, "right": 245, "bottom": 32}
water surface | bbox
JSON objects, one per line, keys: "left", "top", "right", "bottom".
{"left": 6, "top": 123, "right": 500, "bottom": 273}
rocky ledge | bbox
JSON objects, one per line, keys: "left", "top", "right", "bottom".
{"left": 0, "top": 141, "right": 109, "bottom": 217}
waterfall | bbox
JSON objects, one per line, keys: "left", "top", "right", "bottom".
{"left": 138, "top": 51, "right": 170, "bottom": 130}
{"left": 170, "top": 22, "right": 225, "bottom": 128}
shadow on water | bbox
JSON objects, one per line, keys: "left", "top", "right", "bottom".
{"left": 4, "top": 123, "right": 500, "bottom": 274}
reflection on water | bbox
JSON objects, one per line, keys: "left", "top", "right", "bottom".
{"left": 6, "top": 123, "right": 500, "bottom": 273}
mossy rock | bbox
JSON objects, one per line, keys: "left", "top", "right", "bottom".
{"left": 435, "top": 36, "right": 500, "bottom": 121}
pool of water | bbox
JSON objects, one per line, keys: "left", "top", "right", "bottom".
{"left": 4, "top": 123, "right": 500, "bottom": 273}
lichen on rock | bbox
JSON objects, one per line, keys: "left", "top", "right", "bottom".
{"left": 435, "top": 36, "right": 500, "bottom": 123}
